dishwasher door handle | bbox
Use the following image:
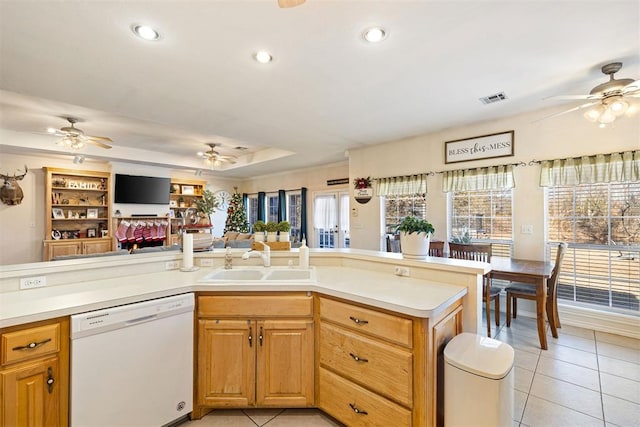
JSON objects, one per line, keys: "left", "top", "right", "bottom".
{"left": 125, "top": 314, "right": 158, "bottom": 325}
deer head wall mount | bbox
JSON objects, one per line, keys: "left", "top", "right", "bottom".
{"left": 0, "top": 165, "right": 28, "bottom": 205}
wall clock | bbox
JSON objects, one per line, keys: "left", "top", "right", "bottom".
{"left": 215, "top": 190, "right": 231, "bottom": 208}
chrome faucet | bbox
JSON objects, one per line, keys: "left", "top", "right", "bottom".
{"left": 241, "top": 241, "right": 271, "bottom": 267}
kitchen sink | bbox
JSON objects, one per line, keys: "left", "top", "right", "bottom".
{"left": 200, "top": 267, "right": 315, "bottom": 283}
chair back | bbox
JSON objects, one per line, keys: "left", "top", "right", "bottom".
{"left": 428, "top": 240, "right": 445, "bottom": 257}
{"left": 386, "top": 235, "right": 401, "bottom": 253}
{"left": 548, "top": 242, "right": 568, "bottom": 299}
{"left": 449, "top": 242, "right": 492, "bottom": 262}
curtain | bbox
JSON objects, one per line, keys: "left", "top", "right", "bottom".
{"left": 278, "top": 189, "right": 286, "bottom": 222}
{"left": 442, "top": 165, "right": 514, "bottom": 192}
{"left": 539, "top": 150, "right": 640, "bottom": 186}
{"left": 375, "top": 173, "right": 428, "bottom": 196}
{"left": 257, "top": 192, "right": 266, "bottom": 222}
{"left": 300, "top": 187, "right": 307, "bottom": 240}
{"left": 314, "top": 195, "right": 336, "bottom": 230}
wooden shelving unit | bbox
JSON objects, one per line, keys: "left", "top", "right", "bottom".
{"left": 43, "top": 167, "right": 113, "bottom": 261}
{"left": 169, "top": 179, "right": 205, "bottom": 246}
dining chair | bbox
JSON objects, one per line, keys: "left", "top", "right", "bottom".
{"left": 386, "top": 234, "right": 401, "bottom": 253}
{"left": 448, "top": 242, "right": 498, "bottom": 337}
{"left": 505, "top": 242, "right": 568, "bottom": 329}
{"left": 428, "top": 240, "right": 445, "bottom": 257}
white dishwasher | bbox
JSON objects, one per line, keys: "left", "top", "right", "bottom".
{"left": 70, "top": 293, "right": 194, "bottom": 427}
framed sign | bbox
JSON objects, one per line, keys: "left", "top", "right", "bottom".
{"left": 445, "top": 130, "right": 514, "bottom": 164}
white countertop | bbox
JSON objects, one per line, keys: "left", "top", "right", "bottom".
{"left": 0, "top": 265, "right": 467, "bottom": 328}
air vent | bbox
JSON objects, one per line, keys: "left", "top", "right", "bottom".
{"left": 479, "top": 92, "right": 508, "bottom": 105}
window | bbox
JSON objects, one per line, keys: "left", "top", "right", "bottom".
{"left": 547, "top": 181, "right": 640, "bottom": 312}
{"left": 384, "top": 194, "right": 426, "bottom": 234}
{"left": 287, "top": 191, "right": 302, "bottom": 242}
{"left": 449, "top": 189, "right": 513, "bottom": 257}
{"left": 266, "top": 193, "right": 279, "bottom": 223}
{"left": 246, "top": 195, "right": 259, "bottom": 229}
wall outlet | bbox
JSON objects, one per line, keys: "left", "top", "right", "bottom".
{"left": 165, "top": 261, "right": 180, "bottom": 270}
{"left": 199, "top": 258, "right": 214, "bottom": 267}
{"left": 20, "top": 276, "right": 47, "bottom": 290}
{"left": 521, "top": 224, "right": 534, "bottom": 234}
{"left": 394, "top": 266, "right": 410, "bottom": 277}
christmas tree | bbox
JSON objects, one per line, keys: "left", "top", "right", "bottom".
{"left": 224, "top": 188, "right": 249, "bottom": 233}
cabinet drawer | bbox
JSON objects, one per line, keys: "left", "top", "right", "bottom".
{"left": 1, "top": 323, "right": 60, "bottom": 366}
{"left": 318, "top": 367, "right": 412, "bottom": 427}
{"left": 319, "top": 297, "right": 412, "bottom": 348}
{"left": 320, "top": 322, "right": 412, "bottom": 407}
{"left": 198, "top": 295, "right": 313, "bottom": 318}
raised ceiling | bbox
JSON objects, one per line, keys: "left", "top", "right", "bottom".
{"left": 0, "top": 0, "right": 638, "bottom": 178}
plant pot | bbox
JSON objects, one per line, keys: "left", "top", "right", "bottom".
{"left": 279, "top": 231, "right": 290, "bottom": 242}
{"left": 399, "top": 231, "right": 431, "bottom": 260}
{"left": 267, "top": 232, "right": 278, "bottom": 242}
{"left": 254, "top": 232, "right": 265, "bottom": 242}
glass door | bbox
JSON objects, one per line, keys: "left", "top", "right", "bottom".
{"left": 313, "top": 191, "right": 349, "bottom": 248}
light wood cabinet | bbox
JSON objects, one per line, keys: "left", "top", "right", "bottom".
{"left": 0, "top": 318, "right": 69, "bottom": 427}
{"left": 318, "top": 295, "right": 463, "bottom": 427}
{"left": 195, "top": 294, "right": 314, "bottom": 417}
{"left": 43, "top": 167, "right": 113, "bottom": 260}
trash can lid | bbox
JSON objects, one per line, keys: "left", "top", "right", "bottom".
{"left": 444, "top": 332, "right": 514, "bottom": 380}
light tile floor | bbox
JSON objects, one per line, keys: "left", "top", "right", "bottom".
{"left": 183, "top": 313, "right": 640, "bottom": 427}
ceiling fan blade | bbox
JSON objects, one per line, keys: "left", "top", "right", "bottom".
{"left": 544, "top": 94, "right": 598, "bottom": 100}
{"left": 86, "top": 135, "right": 113, "bottom": 142}
{"left": 533, "top": 101, "right": 600, "bottom": 123}
{"left": 87, "top": 139, "right": 112, "bottom": 149}
{"left": 278, "top": 0, "right": 305, "bottom": 8}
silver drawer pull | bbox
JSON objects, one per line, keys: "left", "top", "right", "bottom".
{"left": 349, "top": 403, "right": 368, "bottom": 415}
{"left": 349, "top": 316, "right": 369, "bottom": 325}
{"left": 13, "top": 338, "right": 52, "bottom": 351}
{"left": 349, "top": 352, "right": 369, "bottom": 363}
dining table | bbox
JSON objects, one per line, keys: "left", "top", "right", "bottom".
{"left": 489, "top": 256, "right": 556, "bottom": 350}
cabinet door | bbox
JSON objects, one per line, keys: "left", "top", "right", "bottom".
{"left": 197, "top": 319, "right": 255, "bottom": 407}
{"left": 45, "top": 242, "right": 81, "bottom": 261}
{"left": 82, "top": 238, "right": 112, "bottom": 255}
{"left": 1, "top": 357, "right": 59, "bottom": 427}
{"left": 256, "top": 319, "right": 314, "bottom": 407}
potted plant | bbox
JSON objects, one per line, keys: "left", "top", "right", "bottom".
{"left": 265, "top": 221, "right": 278, "bottom": 242}
{"left": 277, "top": 220, "right": 291, "bottom": 242}
{"left": 253, "top": 220, "right": 266, "bottom": 242}
{"left": 195, "top": 189, "right": 219, "bottom": 225}
{"left": 396, "top": 216, "right": 435, "bottom": 259}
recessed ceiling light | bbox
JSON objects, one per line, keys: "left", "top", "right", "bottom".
{"left": 363, "top": 27, "right": 387, "bottom": 43}
{"left": 131, "top": 24, "right": 160, "bottom": 41}
{"left": 254, "top": 50, "right": 273, "bottom": 64}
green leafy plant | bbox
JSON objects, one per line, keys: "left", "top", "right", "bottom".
{"left": 395, "top": 216, "right": 434, "bottom": 235}
{"left": 277, "top": 221, "right": 291, "bottom": 232}
{"left": 253, "top": 220, "right": 266, "bottom": 232}
{"left": 195, "top": 189, "right": 219, "bottom": 215}
{"left": 265, "top": 221, "right": 278, "bottom": 232}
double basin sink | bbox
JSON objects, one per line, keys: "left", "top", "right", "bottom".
{"left": 200, "top": 267, "right": 316, "bottom": 283}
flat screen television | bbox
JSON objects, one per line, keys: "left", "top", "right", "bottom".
{"left": 114, "top": 174, "right": 171, "bottom": 204}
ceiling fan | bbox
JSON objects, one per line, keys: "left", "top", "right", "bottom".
{"left": 47, "top": 117, "right": 113, "bottom": 150}
{"left": 541, "top": 62, "right": 639, "bottom": 126}
{"left": 278, "top": 0, "right": 305, "bottom": 7}
{"left": 197, "top": 143, "right": 237, "bottom": 166}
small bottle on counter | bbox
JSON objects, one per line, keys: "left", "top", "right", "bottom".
{"left": 224, "top": 247, "right": 233, "bottom": 270}
{"left": 299, "top": 237, "right": 309, "bottom": 269}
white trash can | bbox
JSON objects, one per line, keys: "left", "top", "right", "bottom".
{"left": 444, "top": 332, "right": 514, "bottom": 427}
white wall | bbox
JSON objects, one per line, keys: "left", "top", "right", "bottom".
{"left": 348, "top": 106, "right": 639, "bottom": 259}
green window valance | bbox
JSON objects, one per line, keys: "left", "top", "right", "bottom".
{"left": 375, "top": 174, "right": 428, "bottom": 196}
{"left": 442, "top": 165, "right": 514, "bottom": 192}
{"left": 539, "top": 150, "right": 639, "bottom": 186}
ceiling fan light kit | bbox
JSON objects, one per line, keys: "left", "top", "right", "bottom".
{"left": 49, "top": 117, "right": 113, "bottom": 151}
{"left": 198, "top": 143, "right": 237, "bottom": 169}
{"left": 545, "top": 61, "right": 639, "bottom": 127}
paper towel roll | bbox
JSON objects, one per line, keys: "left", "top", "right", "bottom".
{"left": 182, "top": 233, "right": 194, "bottom": 270}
